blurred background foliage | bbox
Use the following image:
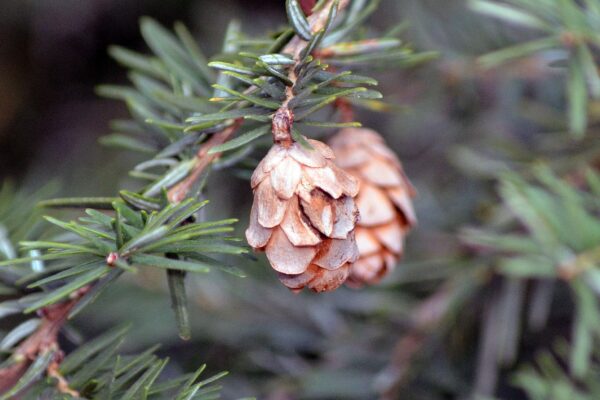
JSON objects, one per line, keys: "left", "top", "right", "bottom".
{"left": 2, "top": 0, "right": 600, "bottom": 399}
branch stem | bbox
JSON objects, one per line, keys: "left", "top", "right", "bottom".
{"left": 0, "top": 288, "right": 89, "bottom": 396}
{"left": 167, "top": 119, "right": 242, "bottom": 203}
{"left": 272, "top": 0, "right": 351, "bottom": 144}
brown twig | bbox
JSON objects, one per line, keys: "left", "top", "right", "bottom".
{"left": 376, "top": 285, "right": 454, "bottom": 400}
{"left": 283, "top": 0, "right": 350, "bottom": 58}
{"left": 47, "top": 359, "right": 79, "bottom": 398}
{"left": 272, "top": 0, "right": 351, "bottom": 144}
{"left": 334, "top": 97, "right": 355, "bottom": 123}
{"left": 167, "top": 120, "right": 242, "bottom": 204}
{"left": 299, "top": 0, "right": 317, "bottom": 16}
{"left": 0, "top": 288, "right": 89, "bottom": 397}
{"left": 376, "top": 267, "right": 493, "bottom": 400}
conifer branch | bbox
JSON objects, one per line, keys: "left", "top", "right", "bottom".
{"left": 283, "top": 0, "right": 350, "bottom": 57}
{"left": 0, "top": 1, "right": 435, "bottom": 396}
{"left": 471, "top": 0, "right": 600, "bottom": 137}
{"left": 0, "top": 289, "right": 87, "bottom": 396}
{"left": 173, "top": 0, "right": 351, "bottom": 192}
{"left": 273, "top": 0, "right": 351, "bottom": 145}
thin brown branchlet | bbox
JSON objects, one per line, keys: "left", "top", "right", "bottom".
{"left": 0, "top": 290, "right": 88, "bottom": 397}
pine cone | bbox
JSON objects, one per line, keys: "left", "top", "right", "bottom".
{"left": 246, "top": 138, "right": 360, "bottom": 292}
{"left": 328, "top": 128, "right": 417, "bottom": 287}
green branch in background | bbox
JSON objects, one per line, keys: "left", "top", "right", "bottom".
{"left": 462, "top": 164, "right": 600, "bottom": 391}
{"left": 470, "top": 0, "right": 600, "bottom": 137}
{"left": 513, "top": 338, "right": 600, "bottom": 400}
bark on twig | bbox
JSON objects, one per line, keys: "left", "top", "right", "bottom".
{"left": 0, "top": 289, "right": 88, "bottom": 397}
{"left": 167, "top": 120, "right": 242, "bottom": 203}
{"left": 273, "top": 0, "right": 351, "bottom": 144}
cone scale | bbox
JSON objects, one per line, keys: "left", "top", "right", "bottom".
{"left": 328, "top": 128, "right": 417, "bottom": 287}
{"left": 246, "top": 137, "right": 360, "bottom": 292}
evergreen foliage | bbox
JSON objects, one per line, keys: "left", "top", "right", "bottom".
{"left": 4, "top": 0, "right": 600, "bottom": 398}
{"left": 0, "top": 0, "right": 430, "bottom": 397}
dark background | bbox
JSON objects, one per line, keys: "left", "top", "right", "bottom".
{"left": 0, "top": 0, "right": 288, "bottom": 189}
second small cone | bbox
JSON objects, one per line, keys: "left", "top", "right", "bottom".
{"left": 328, "top": 128, "right": 417, "bottom": 286}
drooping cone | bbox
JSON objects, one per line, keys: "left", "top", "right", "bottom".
{"left": 328, "top": 128, "right": 417, "bottom": 287}
{"left": 246, "top": 137, "right": 360, "bottom": 292}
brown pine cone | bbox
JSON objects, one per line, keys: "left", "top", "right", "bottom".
{"left": 246, "top": 137, "right": 360, "bottom": 292}
{"left": 328, "top": 128, "right": 417, "bottom": 287}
